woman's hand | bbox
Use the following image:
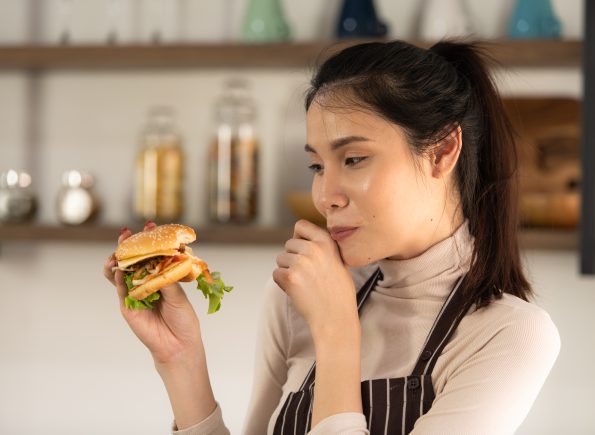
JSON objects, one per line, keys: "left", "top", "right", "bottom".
{"left": 103, "top": 221, "right": 217, "bottom": 429}
{"left": 102, "top": 221, "right": 202, "bottom": 367}
{"left": 273, "top": 219, "right": 360, "bottom": 345}
{"left": 275, "top": 220, "right": 364, "bottom": 425}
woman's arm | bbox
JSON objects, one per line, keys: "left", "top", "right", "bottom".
{"left": 273, "top": 220, "right": 366, "bottom": 429}
{"left": 156, "top": 348, "right": 217, "bottom": 430}
{"left": 103, "top": 223, "right": 228, "bottom": 434}
{"left": 411, "top": 309, "right": 560, "bottom": 434}
{"left": 312, "top": 326, "right": 363, "bottom": 427}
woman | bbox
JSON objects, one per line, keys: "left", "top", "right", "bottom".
{"left": 103, "top": 40, "right": 560, "bottom": 434}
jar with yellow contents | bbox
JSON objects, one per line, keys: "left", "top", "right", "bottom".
{"left": 134, "top": 107, "right": 184, "bottom": 222}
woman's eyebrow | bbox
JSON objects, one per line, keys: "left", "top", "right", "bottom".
{"left": 304, "top": 135, "right": 371, "bottom": 154}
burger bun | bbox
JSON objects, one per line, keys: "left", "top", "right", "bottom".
{"left": 116, "top": 224, "right": 196, "bottom": 261}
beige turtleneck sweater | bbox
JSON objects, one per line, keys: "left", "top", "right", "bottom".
{"left": 174, "top": 220, "right": 560, "bottom": 434}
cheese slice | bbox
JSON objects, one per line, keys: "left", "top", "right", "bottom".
{"left": 117, "top": 250, "right": 179, "bottom": 269}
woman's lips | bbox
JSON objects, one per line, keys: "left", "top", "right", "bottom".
{"left": 328, "top": 226, "right": 359, "bottom": 242}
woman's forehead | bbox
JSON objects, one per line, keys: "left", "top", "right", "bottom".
{"left": 306, "top": 104, "right": 405, "bottom": 144}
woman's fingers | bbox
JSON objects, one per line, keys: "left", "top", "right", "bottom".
{"left": 284, "top": 238, "right": 309, "bottom": 254}
{"left": 118, "top": 227, "right": 132, "bottom": 244}
{"left": 143, "top": 220, "right": 157, "bottom": 231}
{"left": 103, "top": 253, "right": 117, "bottom": 285}
{"left": 276, "top": 251, "right": 300, "bottom": 269}
{"left": 113, "top": 269, "right": 128, "bottom": 305}
{"left": 159, "top": 282, "right": 191, "bottom": 307}
{"left": 292, "top": 219, "right": 330, "bottom": 243}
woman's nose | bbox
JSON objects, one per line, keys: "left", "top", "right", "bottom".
{"left": 316, "top": 172, "right": 348, "bottom": 211}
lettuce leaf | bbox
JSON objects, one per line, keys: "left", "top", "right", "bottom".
{"left": 123, "top": 271, "right": 161, "bottom": 310}
{"left": 196, "top": 272, "right": 233, "bottom": 314}
{"left": 121, "top": 270, "right": 232, "bottom": 313}
{"left": 125, "top": 292, "right": 161, "bottom": 309}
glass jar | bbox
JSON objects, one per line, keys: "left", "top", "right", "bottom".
{"left": 56, "top": 170, "right": 100, "bottom": 225}
{"left": 0, "top": 170, "right": 37, "bottom": 224}
{"left": 134, "top": 106, "right": 184, "bottom": 223}
{"left": 208, "top": 79, "right": 259, "bottom": 223}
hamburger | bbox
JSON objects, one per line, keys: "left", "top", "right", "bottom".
{"left": 113, "top": 223, "right": 232, "bottom": 313}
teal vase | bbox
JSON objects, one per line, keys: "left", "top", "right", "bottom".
{"left": 507, "top": 0, "right": 561, "bottom": 39}
{"left": 242, "top": 0, "right": 291, "bottom": 42}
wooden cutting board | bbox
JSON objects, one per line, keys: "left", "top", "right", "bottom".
{"left": 502, "top": 97, "right": 581, "bottom": 227}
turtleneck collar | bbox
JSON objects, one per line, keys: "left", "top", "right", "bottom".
{"left": 375, "top": 219, "right": 474, "bottom": 300}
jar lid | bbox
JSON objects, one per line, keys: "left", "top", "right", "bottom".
{"left": 0, "top": 170, "right": 32, "bottom": 188}
{"left": 61, "top": 170, "right": 94, "bottom": 188}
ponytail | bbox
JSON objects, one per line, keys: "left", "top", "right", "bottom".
{"left": 429, "top": 41, "right": 531, "bottom": 307}
{"left": 306, "top": 39, "right": 533, "bottom": 308}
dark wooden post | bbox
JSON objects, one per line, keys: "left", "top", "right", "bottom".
{"left": 581, "top": 0, "right": 595, "bottom": 274}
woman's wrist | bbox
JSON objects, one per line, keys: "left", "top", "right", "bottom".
{"left": 155, "top": 348, "right": 217, "bottom": 430}
{"left": 313, "top": 326, "right": 361, "bottom": 365}
{"left": 311, "top": 326, "right": 363, "bottom": 426}
{"left": 312, "top": 316, "right": 361, "bottom": 351}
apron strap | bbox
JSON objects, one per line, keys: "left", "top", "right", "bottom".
{"left": 298, "top": 267, "right": 383, "bottom": 391}
{"left": 410, "top": 273, "right": 475, "bottom": 376}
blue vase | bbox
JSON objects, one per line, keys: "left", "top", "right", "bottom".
{"left": 507, "top": 0, "right": 561, "bottom": 39}
{"left": 335, "top": 0, "right": 388, "bottom": 39}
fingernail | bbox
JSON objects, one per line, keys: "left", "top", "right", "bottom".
{"left": 145, "top": 219, "right": 154, "bottom": 226}
{"left": 119, "top": 227, "right": 128, "bottom": 235}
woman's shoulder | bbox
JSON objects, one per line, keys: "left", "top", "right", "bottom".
{"left": 488, "top": 293, "right": 556, "bottom": 324}
{"left": 466, "top": 293, "right": 561, "bottom": 352}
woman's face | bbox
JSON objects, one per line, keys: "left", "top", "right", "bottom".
{"left": 306, "top": 101, "right": 459, "bottom": 267}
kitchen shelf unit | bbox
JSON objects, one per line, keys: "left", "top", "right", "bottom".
{"left": 0, "top": 224, "right": 578, "bottom": 250}
{"left": 0, "top": 38, "right": 583, "bottom": 249}
{"left": 0, "top": 39, "right": 582, "bottom": 69}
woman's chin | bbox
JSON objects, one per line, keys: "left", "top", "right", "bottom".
{"left": 338, "top": 246, "right": 378, "bottom": 268}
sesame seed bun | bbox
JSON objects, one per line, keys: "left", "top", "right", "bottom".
{"left": 127, "top": 256, "right": 193, "bottom": 301}
{"left": 115, "top": 224, "right": 196, "bottom": 262}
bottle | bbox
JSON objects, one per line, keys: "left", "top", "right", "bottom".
{"left": 134, "top": 107, "right": 184, "bottom": 223}
{"left": 241, "top": 0, "right": 291, "bottom": 42}
{"left": 418, "top": 0, "right": 473, "bottom": 40}
{"left": 56, "top": 170, "right": 100, "bottom": 225}
{"left": 335, "top": 0, "right": 388, "bottom": 39}
{"left": 507, "top": 0, "right": 561, "bottom": 39}
{"left": 208, "top": 79, "right": 259, "bottom": 223}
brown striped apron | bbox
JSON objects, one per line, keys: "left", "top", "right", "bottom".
{"left": 273, "top": 268, "right": 474, "bottom": 435}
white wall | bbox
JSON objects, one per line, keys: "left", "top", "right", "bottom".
{"left": 0, "top": 0, "right": 592, "bottom": 434}
{"left": 0, "top": 241, "right": 276, "bottom": 435}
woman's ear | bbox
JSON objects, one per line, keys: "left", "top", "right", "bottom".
{"left": 430, "top": 125, "right": 462, "bottom": 179}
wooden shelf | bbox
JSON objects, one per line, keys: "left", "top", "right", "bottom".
{"left": 0, "top": 224, "right": 292, "bottom": 245}
{"left": 0, "top": 39, "right": 582, "bottom": 70}
{"left": 0, "top": 224, "right": 578, "bottom": 250}
{"left": 518, "top": 227, "right": 578, "bottom": 250}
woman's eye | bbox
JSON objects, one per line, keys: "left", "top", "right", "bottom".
{"left": 345, "top": 156, "right": 367, "bottom": 167}
{"left": 308, "top": 163, "right": 323, "bottom": 173}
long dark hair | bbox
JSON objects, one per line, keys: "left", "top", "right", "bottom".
{"left": 305, "top": 40, "right": 532, "bottom": 308}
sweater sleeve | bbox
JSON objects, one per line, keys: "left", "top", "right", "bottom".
{"left": 171, "top": 403, "right": 230, "bottom": 435}
{"left": 308, "top": 413, "right": 370, "bottom": 435}
{"left": 411, "top": 307, "right": 561, "bottom": 435}
{"left": 242, "top": 277, "right": 292, "bottom": 434}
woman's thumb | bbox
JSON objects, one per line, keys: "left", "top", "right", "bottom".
{"left": 160, "top": 282, "right": 191, "bottom": 306}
